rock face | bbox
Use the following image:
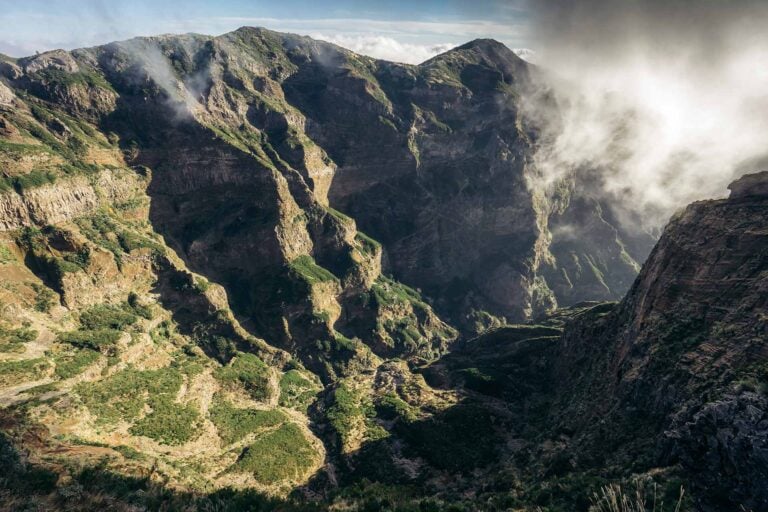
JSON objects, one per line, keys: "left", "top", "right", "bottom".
{"left": 0, "top": 27, "right": 646, "bottom": 348}
{"left": 428, "top": 173, "right": 768, "bottom": 510}
{"left": 547, "top": 175, "right": 768, "bottom": 510}
{"left": 728, "top": 169, "right": 768, "bottom": 198}
{"left": 273, "top": 33, "right": 650, "bottom": 328}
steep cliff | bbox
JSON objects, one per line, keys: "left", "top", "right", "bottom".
{"left": 552, "top": 171, "right": 768, "bottom": 510}
{"left": 431, "top": 172, "right": 768, "bottom": 510}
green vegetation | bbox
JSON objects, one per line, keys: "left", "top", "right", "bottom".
{"left": 52, "top": 348, "right": 100, "bottom": 379}
{"left": 375, "top": 393, "right": 417, "bottom": 422}
{"left": 230, "top": 423, "right": 316, "bottom": 484}
{"left": 59, "top": 329, "right": 122, "bottom": 352}
{"left": 397, "top": 403, "right": 501, "bottom": 472}
{"left": 459, "top": 367, "right": 502, "bottom": 396}
{"left": 590, "top": 483, "right": 687, "bottom": 512}
{"left": 327, "top": 207, "right": 353, "bottom": 224}
{"left": 210, "top": 401, "right": 287, "bottom": 444}
{"left": 371, "top": 275, "right": 423, "bottom": 308}
{"left": 31, "top": 283, "right": 56, "bottom": 312}
{"left": 278, "top": 370, "right": 319, "bottom": 411}
{"left": 75, "top": 367, "right": 183, "bottom": 423}
{"left": 326, "top": 384, "right": 363, "bottom": 447}
{"left": 56, "top": 298, "right": 148, "bottom": 354}
{"left": 0, "top": 139, "right": 51, "bottom": 160}
{"left": 214, "top": 353, "right": 272, "bottom": 401}
{"left": 129, "top": 399, "right": 200, "bottom": 445}
{"left": 355, "top": 232, "right": 381, "bottom": 256}
{"left": 288, "top": 255, "right": 339, "bottom": 285}
{"left": 75, "top": 211, "right": 163, "bottom": 267}
{"left": 0, "top": 358, "right": 49, "bottom": 387}
{"left": 0, "top": 325, "right": 37, "bottom": 353}
{"left": 0, "top": 170, "right": 57, "bottom": 194}
{"left": 79, "top": 303, "right": 138, "bottom": 330}
{"left": 32, "top": 68, "right": 115, "bottom": 92}
{"left": 0, "top": 245, "right": 14, "bottom": 264}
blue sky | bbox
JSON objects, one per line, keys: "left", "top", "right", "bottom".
{"left": 0, "top": 0, "right": 531, "bottom": 63}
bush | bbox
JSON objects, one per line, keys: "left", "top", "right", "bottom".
{"left": 375, "top": 393, "right": 416, "bottom": 422}
{"left": 278, "top": 370, "right": 319, "bottom": 411}
{"left": 214, "top": 353, "right": 272, "bottom": 401}
{"left": 288, "top": 255, "right": 339, "bottom": 284}
{"left": 129, "top": 398, "right": 200, "bottom": 445}
{"left": 0, "top": 325, "right": 37, "bottom": 353}
{"left": 230, "top": 423, "right": 316, "bottom": 484}
{"left": 31, "top": 283, "right": 56, "bottom": 312}
{"left": 0, "top": 358, "right": 50, "bottom": 387}
{"left": 0, "top": 245, "right": 15, "bottom": 264}
{"left": 396, "top": 403, "right": 501, "bottom": 472}
{"left": 11, "top": 169, "right": 56, "bottom": 192}
{"left": 75, "top": 367, "right": 183, "bottom": 423}
{"left": 59, "top": 329, "right": 122, "bottom": 352}
{"left": 79, "top": 304, "right": 138, "bottom": 330}
{"left": 355, "top": 232, "right": 381, "bottom": 255}
{"left": 591, "top": 483, "right": 687, "bottom": 512}
{"left": 53, "top": 348, "right": 100, "bottom": 379}
{"left": 326, "top": 385, "right": 363, "bottom": 447}
{"left": 210, "top": 401, "right": 286, "bottom": 444}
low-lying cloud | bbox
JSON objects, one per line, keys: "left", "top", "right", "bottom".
{"left": 526, "top": 0, "right": 768, "bottom": 227}
{"left": 310, "top": 34, "right": 455, "bottom": 65}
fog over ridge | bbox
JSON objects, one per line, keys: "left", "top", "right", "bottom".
{"left": 525, "top": 0, "right": 768, "bottom": 227}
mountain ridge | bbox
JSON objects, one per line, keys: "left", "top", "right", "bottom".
{"left": 0, "top": 27, "right": 760, "bottom": 511}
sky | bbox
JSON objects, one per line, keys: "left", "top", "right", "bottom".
{"left": 0, "top": 0, "right": 531, "bottom": 64}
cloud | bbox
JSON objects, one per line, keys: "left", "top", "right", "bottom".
{"left": 525, "top": 0, "right": 768, "bottom": 227}
{"left": 309, "top": 33, "right": 454, "bottom": 64}
{"left": 0, "top": 10, "right": 531, "bottom": 59}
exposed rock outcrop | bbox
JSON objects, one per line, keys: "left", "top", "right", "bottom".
{"left": 549, "top": 174, "right": 768, "bottom": 510}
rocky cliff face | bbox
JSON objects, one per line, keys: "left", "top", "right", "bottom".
{"left": 537, "top": 172, "right": 768, "bottom": 510}
{"left": 416, "top": 173, "right": 767, "bottom": 511}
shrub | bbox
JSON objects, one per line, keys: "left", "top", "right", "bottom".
{"left": 355, "top": 232, "right": 381, "bottom": 255}
{"left": 396, "top": 403, "right": 501, "bottom": 472}
{"left": 371, "top": 276, "right": 423, "bottom": 308}
{"left": 129, "top": 398, "right": 200, "bottom": 445}
{"left": 52, "top": 348, "right": 100, "bottom": 379}
{"left": 278, "top": 370, "right": 319, "bottom": 411}
{"left": 79, "top": 304, "right": 138, "bottom": 330}
{"left": 214, "top": 353, "right": 272, "bottom": 401}
{"left": 127, "top": 292, "right": 153, "bottom": 319}
{"left": 288, "top": 255, "right": 339, "bottom": 284}
{"left": 375, "top": 393, "right": 417, "bottom": 422}
{"left": 75, "top": 367, "right": 183, "bottom": 423}
{"left": 326, "top": 384, "right": 363, "bottom": 447}
{"left": 31, "top": 283, "right": 56, "bottom": 312}
{"left": 210, "top": 401, "right": 286, "bottom": 445}
{"left": 0, "top": 245, "right": 15, "bottom": 264}
{"left": 0, "top": 358, "right": 50, "bottom": 387}
{"left": 0, "top": 169, "right": 57, "bottom": 193}
{"left": 230, "top": 423, "right": 316, "bottom": 484}
{"left": 590, "top": 483, "right": 687, "bottom": 512}
{"left": 0, "top": 325, "right": 37, "bottom": 353}
{"left": 59, "top": 329, "right": 122, "bottom": 352}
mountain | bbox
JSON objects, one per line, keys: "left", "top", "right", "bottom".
{"left": 428, "top": 171, "right": 768, "bottom": 510}
{"left": 0, "top": 26, "right": 762, "bottom": 512}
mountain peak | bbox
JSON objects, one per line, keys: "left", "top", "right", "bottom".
{"left": 456, "top": 38, "right": 508, "bottom": 51}
{"left": 728, "top": 170, "right": 768, "bottom": 198}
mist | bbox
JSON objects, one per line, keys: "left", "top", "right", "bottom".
{"left": 525, "top": 0, "right": 768, "bottom": 227}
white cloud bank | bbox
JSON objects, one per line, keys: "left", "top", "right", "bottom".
{"left": 309, "top": 33, "right": 455, "bottom": 65}
{"left": 526, "top": 0, "right": 768, "bottom": 227}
